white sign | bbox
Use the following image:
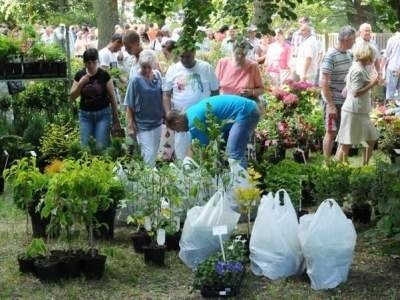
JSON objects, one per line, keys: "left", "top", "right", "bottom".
{"left": 394, "top": 149, "right": 400, "bottom": 155}
{"left": 144, "top": 217, "right": 152, "bottom": 231}
{"left": 156, "top": 229, "right": 166, "bottom": 246}
{"left": 212, "top": 225, "right": 228, "bottom": 236}
{"left": 29, "top": 150, "right": 37, "bottom": 157}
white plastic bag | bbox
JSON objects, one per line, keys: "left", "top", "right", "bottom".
{"left": 179, "top": 190, "right": 240, "bottom": 269}
{"left": 250, "top": 189, "right": 303, "bottom": 280}
{"left": 298, "top": 199, "right": 357, "bottom": 290}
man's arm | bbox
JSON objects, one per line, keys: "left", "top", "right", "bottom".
{"left": 301, "top": 57, "right": 312, "bottom": 82}
{"left": 163, "top": 90, "right": 172, "bottom": 115}
{"left": 320, "top": 72, "right": 338, "bottom": 117}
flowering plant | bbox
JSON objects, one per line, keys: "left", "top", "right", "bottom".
{"left": 234, "top": 167, "right": 261, "bottom": 238}
{"left": 192, "top": 237, "right": 247, "bottom": 292}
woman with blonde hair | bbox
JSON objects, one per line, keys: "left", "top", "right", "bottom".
{"left": 336, "top": 42, "right": 379, "bottom": 164}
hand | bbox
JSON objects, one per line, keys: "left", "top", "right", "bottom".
{"left": 240, "top": 88, "right": 253, "bottom": 98}
{"left": 341, "top": 87, "right": 348, "bottom": 98}
{"left": 327, "top": 104, "right": 337, "bottom": 118}
{"left": 79, "top": 74, "right": 90, "bottom": 85}
{"left": 127, "top": 122, "right": 137, "bottom": 138}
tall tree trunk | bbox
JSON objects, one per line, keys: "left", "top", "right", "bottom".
{"left": 93, "top": 0, "right": 119, "bottom": 49}
{"left": 120, "top": 0, "right": 126, "bottom": 26}
{"left": 346, "top": 0, "right": 376, "bottom": 29}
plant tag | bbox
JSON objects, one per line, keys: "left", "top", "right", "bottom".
{"left": 219, "top": 291, "right": 227, "bottom": 296}
{"left": 144, "top": 216, "right": 152, "bottom": 231}
{"left": 394, "top": 149, "right": 400, "bottom": 155}
{"left": 3, "top": 150, "right": 8, "bottom": 156}
{"left": 156, "top": 229, "right": 166, "bottom": 246}
{"left": 29, "top": 150, "right": 37, "bottom": 157}
{"left": 212, "top": 225, "right": 228, "bottom": 236}
{"left": 175, "top": 216, "right": 181, "bottom": 231}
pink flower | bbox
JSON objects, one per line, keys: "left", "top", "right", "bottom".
{"left": 282, "top": 93, "right": 299, "bottom": 106}
{"left": 292, "top": 81, "right": 314, "bottom": 91}
{"left": 277, "top": 121, "right": 288, "bottom": 135}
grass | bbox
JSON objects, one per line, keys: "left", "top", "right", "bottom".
{"left": 0, "top": 185, "right": 399, "bottom": 299}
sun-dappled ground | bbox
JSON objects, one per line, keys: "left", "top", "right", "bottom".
{"left": 0, "top": 186, "right": 399, "bottom": 300}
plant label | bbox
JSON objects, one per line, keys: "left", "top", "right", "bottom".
{"left": 175, "top": 216, "right": 180, "bottom": 231}
{"left": 144, "top": 216, "right": 152, "bottom": 231}
{"left": 212, "top": 225, "right": 228, "bottom": 236}
{"left": 29, "top": 150, "right": 37, "bottom": 157}
{"left": 3, "top": 150, "right": 8, "bottom": 157}
{"left": 394, "top": 149, "right": 400, "bottom": 155}
{"left": 157, "top": 229, "right": 166, "bottom": 246}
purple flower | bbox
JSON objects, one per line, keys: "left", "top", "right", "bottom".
{"left": 215, "top": 261, "right": 244, "bottom": 275}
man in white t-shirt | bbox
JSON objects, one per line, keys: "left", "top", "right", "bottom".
{"left": 98, "top": 33, "right": 123, "bottom": 69}
{"left": 162, "top": 50, "right": 219, "bottom": 159}
{"left": 295, "top": 23, "right": 320, "bottom": 83}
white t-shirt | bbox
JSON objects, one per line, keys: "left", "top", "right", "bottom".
{"left": 162, "top": 59, "right": 219, "bottom": 111}
{"left": 98, "top": 47, "right": 118, "bottom": 68}
{"left": 296, "top": 35, "right": 320, "bottom": 81}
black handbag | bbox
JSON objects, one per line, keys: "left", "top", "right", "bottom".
{"left": 7, "top": 81, "right": 25, "bottom": 95}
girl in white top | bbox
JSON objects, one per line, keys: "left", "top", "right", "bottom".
{"left": 336, "top": 42, "right": 379, "bottom": 164}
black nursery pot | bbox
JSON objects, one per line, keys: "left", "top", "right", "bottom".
{"left": 81, "top": 251, "right": 107, "bottom": 280}
{"left": 33, "top": 256, "right": 61, "bottom": 282}
{"left": 200, "top": 285, "right": 240, "bottom": 298}
{"left": 131, "top": 231, "right": 151, "bottom": 253}
{"left": 166, "top": 231, "right": 181, "bottom": 251}
{"left": 94, "top": 206, "right": 116, "bottom": 240}
{"left": 352, "top": 204, "right": 372, "bottom": 224}
{"left": 61, "top": 253, "right": 81, "bottom": 279}
{"left": 17, "top": 255, "right": 35, "bottom": 274}
{"left": 143, "top": 245, "right": 166, "bottom": 266}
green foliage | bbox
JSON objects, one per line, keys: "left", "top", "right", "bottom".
{"left": 42, "top": 156, "right": 124, "bottom": 249}
{"left": 39, "top": 122, "right": 79, "bottom": 162}
{"left": 25, "top": 238, "right": 47, "bottom": 259}
{"left": 192, "top": 237, "right": 246, "bottom": 291}
{"left": 12, "top": 81, "right": 70, "bottom": 136}
{"left": 349, "top": 165, "right": 377, "bottom": 207}
{"left": 22, "top": 112, "right": 47, "bottom": 149}
{"left": 372, "top": 161, "right": 400, "bottom": 238}
{"left": 0, "top": 34, "right": 21, "bottom": 59}
{"left": 3, "top": 156, "right": 48, "bottom": 210}
{"left": 263, "top": 159, "right": 306, "bottom": 208}
{"left": 310, "top": 161, "right": 352, "bottom": 205}
{"left": 27, "top": 42, "right": 66, "bottom": 61}
{"left": 0, "top": 95, "right": 12, "bottom": 111}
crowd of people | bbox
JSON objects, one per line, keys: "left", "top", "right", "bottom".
{"left": 3, "top": 17, "right": 399, "bottom": 167}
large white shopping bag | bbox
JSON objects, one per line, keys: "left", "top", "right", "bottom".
{"left": 250, "top": 189, "right": 303, "bottom": 279}
{"left": 298, "top": 199, "right": 357, "bottom": 290}
{"left": 179, "top": 190, "right": 240, "bottom": 269}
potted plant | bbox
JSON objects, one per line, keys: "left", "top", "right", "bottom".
{"left": 348, "top": 165, "right": 377, "bottom": 223}
{"left": 378, "top": 117, "right": 400, "bottom": 163}
{"left": 192, "top": 237, "right": 247, "bottom": 298}
{"left": 0, "top": 34, "right": 22, "bottom": 79}
{"left": 25, "top": 42, "right": 66, "bottom": 77}
{"left": 3, "top": 156, "right": 50, "bottom": 239}
{"left": 234, "top": 167, "right": 261, "bottom": 242}
{"left": 17, "top": 238, "right": 47, "bottom": 274}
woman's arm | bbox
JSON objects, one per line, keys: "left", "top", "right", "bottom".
{"left": 70, "top": 74, "right": 90, "bottom": 100}
{"left": 126, "top": 106, "right": 137, "bottom": 137}
{"left": 106, "top": 79, "right": 121, "bottom": 129}
{"left": 353, "top": 75, "right": 378, "bottom": 97}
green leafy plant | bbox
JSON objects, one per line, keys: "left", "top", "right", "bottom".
{"left": 27, "top": 42, "right": 66, "bottom": 61}
{"left": 24, "top": 238, "right": 47, "bottom": 259}
{"left": 42, "top": 156, "right": 124, "bottom": 254}
{"left": 192, "top": 237, "right": 246, "bottom": 292}
{"left": 234, "top": 167, "right": 261, "bottom": 239}
{"left": 0, "top": 34, "right": 21, "bottom": 59}
{"left": 348, "top": 165, "right": 377, "bottom": 208}
{"left": 263, "top": 159, "right": 306, "bottom": 208}
{"left": 310, "top": 161, "right": 352, "bottom": 206}
{"left": 39, "top": 122, "right": 80, "bottom": 163}
{"left": 3, "top": 156, "right": 48, "bottom": 239}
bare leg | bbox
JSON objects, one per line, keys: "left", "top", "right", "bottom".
{"left": 338, "top": 144, "right": 351, "bottom": 163}
{"left": 363, "top": 140, "right": 376, "bottom": 165}
{"left": 323, "top": 131, "right": 336, "bottom": 163}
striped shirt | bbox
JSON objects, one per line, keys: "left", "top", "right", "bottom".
{"left": 320, "top": 47, "right": 353, "bottom": 105}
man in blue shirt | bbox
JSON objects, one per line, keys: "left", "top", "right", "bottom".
{"left": 165, "top": 95, "right": 260, "bottom": 167}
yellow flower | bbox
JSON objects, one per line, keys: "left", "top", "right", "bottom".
{"left": 44, "top": 159, "right": 63, "bottom": 174}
